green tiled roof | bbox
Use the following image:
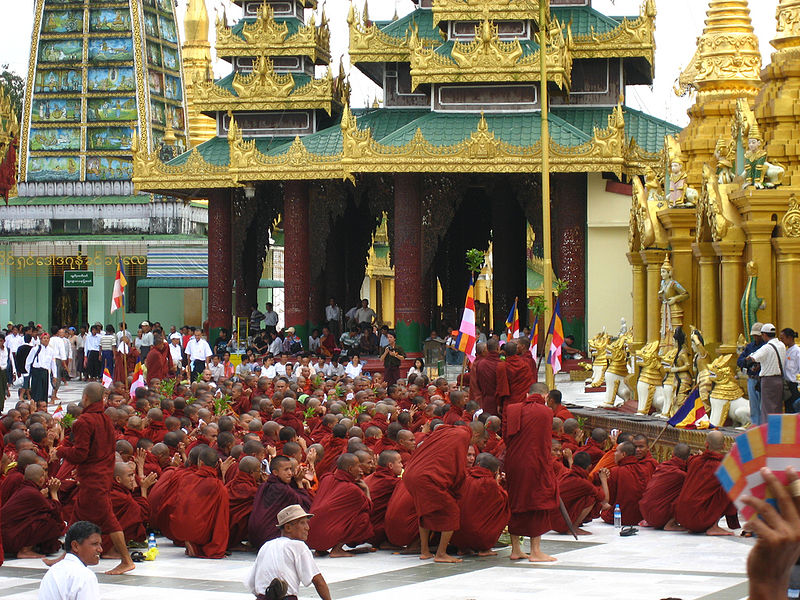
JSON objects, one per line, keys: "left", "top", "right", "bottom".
{"left": 5, "top": 195, "right": 151, "bottom": 206}
{"left": 552, "top": 6, "right": 630, "bottom": 36}
{"left": 168, "top": 136, "right": 229, "bottom": 167}
{"left": 212, "top": 72, "right": 312, "bottom": 97}
{"left": 230, "top": 16, "right": 302, "bottom": 41}
{"left": 379, "top": 8, "right": 441, "bottom": 42}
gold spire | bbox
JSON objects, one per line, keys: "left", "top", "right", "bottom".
{"left": 185, "top": 0, "right": 210, "bottom": 44}
{"left": 773, "top": 0, "right": 800, "bottom": 50}
{"left": 182, "top": 0, "right": 216, "bottom": 146}
{"left": 677, "top": 0, "right": 761, "bottom": 98}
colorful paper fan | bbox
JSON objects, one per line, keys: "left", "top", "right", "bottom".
{"left": 715, "top": 414, "right": 800, "bottom": 521}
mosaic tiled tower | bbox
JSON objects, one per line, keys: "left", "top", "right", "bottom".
{"left": 18, "top": 0, "right": 189, "bottom": 196}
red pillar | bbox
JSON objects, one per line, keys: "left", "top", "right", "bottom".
{"left": 208, "top": 190, "right": 232, "bottom": 334}
{"left": 393, "top": 173, "right": 424, "bottom": 352}
{"left": 283, "top": 181, "right": 310, "bottom": 339}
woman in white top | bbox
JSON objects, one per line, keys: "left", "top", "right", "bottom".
{"left": 407, "top": 357, "right": 425, "bottom": 377}
{"left": 345, "top": 354, "right": 363, "bottom": 379}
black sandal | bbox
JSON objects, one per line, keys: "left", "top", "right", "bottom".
{"left": 619, "top": 526, "right": 638, "bottom": 537}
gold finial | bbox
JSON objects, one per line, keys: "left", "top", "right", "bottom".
{"left": 163, "top": 123, "right": 176, "bottom": 145}
{"left": 363, "top": 0, "right": 370, "bottom": 24}
{"left": 747, "top": 119, "right": 763, "bottom": 141}
{"left": 371, "top": 97, "right": 380, "bottom": 109}
{"left": 661, "top": 254, "right": 672, "bottom": 271}
{"left": 347, "top": 2, "right": 355, "bottom": 26}
{"left": 185, "top": 0, "right": 210, "bottom": 44}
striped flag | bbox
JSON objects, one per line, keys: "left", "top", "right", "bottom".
{"left": 110, "top": 256, "right": 127, "bottom": 313}
{"left": 102, "top": 368, "right": 113, "bottom": 388}
{"left": 454, "top": 276, "right": 477, "bottom": 362}
{"left": 668, "top": 388, "right": 712, "bottom": 429}
{"left": 505, "top": 297, "right": 520, "bottom": 340}
{"left": 547, "top": 298, "right": 564, "bottom": 375}
{"left": 52, "top": 404, "right": 64, "bottom": 420}
{"left": 530, "top": 314, "right": 539, "bottom": 360}
{"left": 129, "top": 362, "right": 144, "bottom": 399}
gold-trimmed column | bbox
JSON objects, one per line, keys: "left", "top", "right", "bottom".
{"left": 641, "top": 249, "right": 666, "bottom": 343}
{"left": 771, "top": 237, "right": 800, "bottom": 329}
{"left": 627, "top": 252, "right": 646, "bottom": 350}
{"left": 693, "top": 242, "right": 720, "bottom": 351}
{"left": 658, "top": 209, "right": 697, "bottom": 330}
{"left": 713, "top": 239, "right": 745, "bottom": 354}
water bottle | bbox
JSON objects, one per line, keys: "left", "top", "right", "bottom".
{"left": 613, "top": 504, "right": 622, "bottom": 528}
{"left": 148, "top": 532, "right": 157, "bottom": 550}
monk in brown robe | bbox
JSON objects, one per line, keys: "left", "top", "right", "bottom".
{"left": 498, "top": 342, "right": 534, "bottom": 416}
{"left": 639, "top": 443, "right": 690, "bottom": 530}
{"left": 674, "top": 431, "right": 740, "bottom": 535}
{"left": 364, "top": 450, "right": 403, "bottom": 548}
{"left": 1, "top": 464, "right": 64, "bottom": 557}
{"left": 472, "top": 338, "right": 506, "bottom": 415}
{"left": 105, "top": 461, "right": 155, "bottom": 554}
{"left": 315, "top": 424, "right": 348, "bottom": 475}
{"left": 0, "top": 449, "right": 40, "bottom": 505}
{"left": 599, "top": 441, "right": 652, "bottom": 526}
{"left": 451, "top": 453, "right": 510, "bottom": 555}
{"left": 226, "top": 456, "right": 262, "bottom": 549}
{"left": 552, "top": 451, "right": 609, "bottom": 535}
{"left": 144, "top": 333, "right": 172, "bottom": 384}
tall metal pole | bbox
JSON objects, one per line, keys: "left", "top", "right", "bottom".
{"left": 539, "top": 1, "right": 555, "bottom": 389}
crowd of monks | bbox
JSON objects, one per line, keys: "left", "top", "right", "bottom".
{"left": 0, "top": 338, "right": 742, "bottom": 574}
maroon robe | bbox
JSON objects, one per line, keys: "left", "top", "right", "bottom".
{"left": 600, "top": 456, "right": 652, "bottom": 526}
{"left": 639, "top": 456, "right": 687, "bottom": 529}
{"left": 499, "top": 355, "right": 534, "bottom": 416}
{"left": 443, "top": 404, "right": 466, "bottom": 425}
{"left": 147, "top": 466, "right": 186, "bottom": 540}
{"left": 248, "top": 474, "right": 312, "bottom": 550}
{"left": 113, "top": 349, "right": 140, "bottom": 383}
{"left": 504, "top": 397, "right": 557, "bottom": 537}
{"left": 1, "top": 480, "right": 64, "bottom": 555}
{"left": 169, "top": 465, "right": 229, "bottom": 558}
{"left": 364, "top": 466, "right": 400, "bottom": 547}
{"left": 472, "top": 351, "right": 505, "bottom": 415}
{"left": 451, "top": 466, "right": 510, "bottom": 551}
{"left": 315, "top": 436, "right": 347, "bottom": 475}
{"left": 372, "top": 437, "right": 412, "bottom": 466}
{"left": 104, "top": 481, "right": 149, "bottom": 548}
{"left": 384, "top": 480, "right": 418, "bottom": 546}
{"left": 307, "top": 469, "right": 373, "bottom": 552}
{"left": 551, "top": 464, "right": 604, "bottom": 533}
{"left": 144, "top": 342, "right": 172, "bottom": 384}
{"left": 0, "top": 467, "right": 24, "bottom": 505}
{"left": 141, "top": 422, "right": 167, "bottom": 443}
{"left": 225, "top": 471, "right": 259, "bottom": 547}
{"left": 674, "top": 451, "right": 739, "bottom": 532}
{"left": 553, "top": 405, "right": 575, "bottom": 421}
{"left": 578, "top": 439, "right": 606, "bottom": 467}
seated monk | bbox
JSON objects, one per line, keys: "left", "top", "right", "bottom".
{"left": 105, "top": 461, "right": 155, "bottom": 557}
{"left": 674, "top": 431, "right": 740, "bottom": 535}
{"left": 632, "top": 434, "right": 659, "bottom": 478}
{"left": 403, "top": 422, "right": 486, "bottom": 563}
{"left": 372, "top": 423, "right": 413, "bottom": 465}
{"left": 1, "top": 464, "right": 64, "bottom": 558}
{"left": 483, "top": 416, "right": 505, "bottom": 458}
{"left": 248, "top": 455, "right": 313, "bottom": 550}
{"left": 590, "top": 432, "right": 634, "bottom": 479}
{"left": 552, "top": 451, "right": 608, "bottom": 535}
{"left": 451, "top": 453, "right": 510, "bottom": 556}
{"left": 315, "top": 423, "right": 348, "bottom": 475}
{"left": 0, "top": 449, "right": 40, "bottom": 505}
{"left": 578, "top": 428, "right": 608, "bottom": 468}
{"left": 364, "top": 450, "right": 403, "bottom": 548}
{"left": 547, "top": 390, "right": 574, "bottom": 421}
{"left": 443, "top": 391, "right": 468, "bottom": 425}
{"left": 122, "top": 416, "right": 145, "bottom": 448}
{"left": 147, "top": 447, "right": 200, "bottom": 541}
{"left": 141, "top": 408, "right": 167, "bottom": 443}
{"left": 384, "top": 480, "right": 419, "bottom": 548}
{"left": 599, "top": 441, "right": 651, "bottom": 526}
{"left": 169, "top": 445, "right": 230, "bottom": 558}
{"left": 307, "top": 453, "right": 373, "bottom": 557}
{"left": 639, "top": 443, "right": 690, "bottom": 530}
{"left": 226, "top": 456, "right": 263, "bottom": 550}
{"left": 561, "top": 419, "right": 584, "bottom": 453}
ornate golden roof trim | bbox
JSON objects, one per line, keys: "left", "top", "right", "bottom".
{"left": 431, "top": 0, "right": 543, "bottom": 26}
{"left": 215, "top": 2, "right": 331, "bottom": 63}
{"left": 347, "top": 6, "right": 440, "bottom": 64}
{"left": 408, "top": 19, "right": 572, "bottom": 90}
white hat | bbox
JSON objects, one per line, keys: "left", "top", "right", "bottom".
{"left": 169, "top": 332, "right": 181, "bottom": 340}
{"left": 276, "top": 504, "right": 313, "bottom": 527}
{"left": 761, "top": 323, "right": 777, "bottom": 334}
{"left": 141, "top": 320, "right": 150, "bottom": 327}
{"left": 750, "top": 322, "right": 764, "bottom": 336}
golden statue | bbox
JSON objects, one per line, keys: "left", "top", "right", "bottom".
{"left": 742, "top": 121, "right": 785, "bottom": 189}
{"left": 587, "top": 331, "right": 610, "bottom": 388}
{"left": 714, "top": 137, "right": 735, "bottom": 185}
{"left": 601, "top": 331, "right": 634, "bottom": 408}
{"left": 708, "top": 354, "right": 751, "bottom": 428}
{"left": 666, "top": 136, "right": 698, "bottom": 207}
{"left": 660, "top": 326, "right": 693, "bottom": 418}
{"left": 658, "top": 255, "right": 689, "bottom": 347}
{"left": 635, "top": 340, "right": 666, "bottom": 415}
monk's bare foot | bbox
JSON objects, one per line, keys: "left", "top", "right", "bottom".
{"left": 528, "top": 552, "right": 557, "bottom": 563}
{"left": 328, "top": 548, "right": 355, "bottom": 558}
{"left": 42, "top": 554, "right": 65, "bottom": 567}
{"left": 509, "top": 552, "right": 529, "bottom": 560}
{"left": 575, "top": 528, "right": 592, "bottom": 536}
{"left": 638, "top": 520, "right": 651, "bottom": 528}
{"left": 419, "top": 552, "right": 434, "bottom": 560}
{"left": 664, "top": 520, "right": 686, "bottom": 532}
{"left": 105, "top": 560, "right": 135, "bottom": 575}
{"left": 184, "top": 541, "right": 198, "bottom": 557}
{"left": 434, "top": 553, "right": 462, "bottom": 563}
{"left": 457, "top": 549, "right": 473, "bottom": 556}
{"left": 705, "top": 524, "right": 734, "bottom": 536}
{"left": 477, "top": 550, "right": 498, "bottom": 556}
{"left": 17, "top": 550, "right": 45, "bottom": 559}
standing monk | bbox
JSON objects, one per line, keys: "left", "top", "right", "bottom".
{"left": 639, "top": 443, "right": 690, "bottom": 530}
{"left": 144, "top": 333, "right": 172, "bottom": 384}
{"left": 504, "top": 393, "right": 558, "bottom": 562}
{"left": 403, "top": 422, "right": 486, "bottom": 563}
{"left": 498, "top": 342, "right": 534, "bottom": 416}
{"left": 472, "top": 339, "right": 506, "bottom": 415}
{"left": 55, "top": 382, "right": 135, "bottom": 574}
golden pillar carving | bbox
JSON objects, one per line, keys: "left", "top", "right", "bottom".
{"left": 182, "top": 0, "right": 216, "bottom": 146}
{"left": 627, "top": 252, "right": 647, "bottom": 350}
{"left": 693, "top": 242, "right": 720, "bottom": 350}
{"left": 641, "top": 249, "right": 666, "bottom": 343}
{"left": 713, "top": 239, "right": 745, "bottom": 354}
{"left": 658, "top": 209, "right": 697, "bottom": 329}
{"left": 771, "top": 237, "right": 800, "bottom": 328}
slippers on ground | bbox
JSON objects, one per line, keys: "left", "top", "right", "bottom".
{"left": 619, "top": 526, "right": 638, "bottom": 537}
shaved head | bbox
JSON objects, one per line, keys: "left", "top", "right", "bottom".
{"left": 239, "top": 455, "right": 261, "bottom": 474}
{"left": 707, "top": 430, "right": 725, "bottom": 452}
{"left": 673, "top": 443, "right": 691, "bottom": 460}
{"left": 24, "top": 463, "right": 46, "bottom": 482}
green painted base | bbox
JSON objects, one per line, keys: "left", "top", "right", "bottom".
{"left": 209, "top": 327, "right": 224, "bottom": 349}
{"left": 396, "top": 320, "right": 422, "bottom": 354}
{"left": 286, "top": 323, "right": 309, "bottom": 349}
{"left": 563, "top": 317, "right": 586, "bottom": 351}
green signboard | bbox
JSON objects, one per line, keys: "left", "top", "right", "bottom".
{"left": 63, "top": 270, "right": 94, "bottom": 288}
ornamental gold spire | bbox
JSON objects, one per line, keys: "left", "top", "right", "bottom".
{"left": 183, "top": 0, "right": 216, "bottom": 146}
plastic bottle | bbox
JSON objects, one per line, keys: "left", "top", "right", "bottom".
{"left": 613, "top": 504, "right": 622, "bottom": 528}
{"left": 148, "top": 532, "right": 157, "bottom": 549}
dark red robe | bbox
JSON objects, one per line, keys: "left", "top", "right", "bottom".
{"left": 638, "top": 456, "right": 687, "bottom": 529}
{"left": 56, "top": 401, "right": 120, "bottom": 534}
{"left": 147, "top": 466, "right": 186, "bottom": 540}
{"left": 473, "top": 351, "right": 506, "bottom": 415}
{"left": 248, "top": 474, "right": 312, "bottom": 550}
{"left": 384, "top": 480, "right": 418, "bottom": 546}
{"left": 1, "top": 480, "right": 64, "bottom": 555}
{"left": 315, "top": 436, "right": 347, "bottom": 475}
{"left": 372, "top": 437, "right": 412, "bottom": 465}
{"left": 104, "top": 481, "right": 149, "bottom": 548}
{"left": 402, "top": 425, "right": 470, "bottom": 532}
{"left": 499, "top": 355, "right": 534, "bottom": 416}
{"left": 144, "top": 342, "right": 172, "bottom": 384}
{"left": 169, "top": 465, "right": 229, "bottom": 558}
{"left": 225, "top": 471, "right": 259, "bottom": 547}
{"left": 443, "top": 404, "right": 466, "bottom": 425}
{"left": 141, "top": 422, "right": 167, "bottom": 443}
{"left": 674, "top": 451, "right": 739, "bottom": 532}
{"left": 483, "top": 432, "right": 505, "bottom": 458}
{"left": 551, "top": 465, "right": 604, "bottom": 533}
{"left": 600, "top": 456, "right": 652, "bottom": 526}
{"left": 113, "top": 349, "right": 140, "bottom": 383}
{"left": 451, "top": 466, "right": 510, "bottom": 551}
{"left": 364, "top": 466, "right": 400, "bottom": 547}
{"left": 307, "top": 470, "right": 373, "bottom": 552}
{"left": 361, "top": 413, "right": 389, "bottom": 434}
{"left": 553, "top": 405, "right": 575, "bottom": 421}
{"left": 0, "top": 467, "right": 23, "bottom": 505}
{"left": 578, "top": 439, "right": 606, "bottom": 467}
{"left": 504, "top": 397, "right": 557, "bottom": 537}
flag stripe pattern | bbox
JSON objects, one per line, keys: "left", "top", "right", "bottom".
{"left": 667, "top": 387, "right": 713, "bottom": 429}
{"left": 529, "top": 315, "right": 539, "bottom": 360}
{"left": 547, "top": 298, "right": 564, "bottom": 375}
{"left": 505, "top": 298, "right": 520, "bottom": 340}
{"left": 110, "top": 257, "right": 127, "bottom": 313}
{"left": 455, "top": 276, "right": 477, "bottom": 361}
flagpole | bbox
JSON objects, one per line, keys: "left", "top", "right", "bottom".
{"left": 539, "top": 0, "right": 555, "bottom": 390}
{"left": 118, "top": 254, "right": 128, "bottom": 386}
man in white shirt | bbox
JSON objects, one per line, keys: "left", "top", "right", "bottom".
{"left": 25, "top": 331, "right": 58, "bottom": 405}
{"left": 39, "top": 521, "right": 102, "bottom": 600}
{"left": 245, "top": 505, "right": 331, "bottom": 600}
{"left": 139, "top": 321, "right": 154, "bottom": 360}
{"left": 325, "top": 298, "right": 342, "bottom": 339}
{"left": 748, "top": 323, "right": 787, "bottom": 422}
{"left": 185, "top": 330, "right": 213, "bottom": 380}
{"left": 264, "top": 302, "right": 280, "bottom": 336}
{"left": 83, "top": 326, "right": 102, "bottom": 381}
{"left": 268, "top": 332, "right": 283, "bottom": 356}
{"left": 168, "top": 333, "right": 184, "bottom": 365}
{"left": 115, "top": 322, "right": 132, "bottom": 345}
{"left": 354, "top": 299, "right": 377, "bottom": 328}
{"left": 6, "top": 324, "right": 22, "bottom": 356}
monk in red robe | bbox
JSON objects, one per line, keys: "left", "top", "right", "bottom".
{"left": 504, "top": 393, "right": 557, "bottom": 562}
{"left": 315, "top": 424, "right": 348, "bottom": 475}
{"left": 403, "top": 422, "right": 485, "bottom": 563}
{"left": 578, "top": 428, "right": 608, "bottom": 468}
{"left": 472, "top": 338, "right": 506, "bottom": 415}
{"left": 372, "top": 424, "right": 413, "bottom": 466}
{"left": 147, "top": 463, "right": 189, "bottom": 541}
{"left": 141, "top": 409, "right": 168, "bottom": 443}
{"left": 113, "top": 339, "right": 139, "bottom": 384}
{"left": 674, "top": 431, "right": 739, "bottom": 535}
{"left": 364, "top": 450, "right": 403, "bottom": 548}
{"left": 0, "top": 449, "right": 39, "bottom": 505}
{"left": 639, "top": 443, "right": 690, "bottom": 530}
{"left": 307, "top": 453, "right": 373, "bottom": 556}
{"left": 105, "top": 461, "right": 154, "bottom": 554}
{"left": 144, "top": 334, "right": 172, "bottom": 384}
{"left": 451, "top": 453, "right": 510, "bottom": 555}
{"left": 168, "top": 445, "right": 229, "bottom": 558}
{"left": 589, "top": 432, "right": 634, "bottom": 479}
{"left": 551, "top": 451, "right": 608, "bottom": 535}
{"left": 443, "top": 391, "right": 468, "bottom": 425}
{"left": 56, "top": 383, "right": 134, "bottom": 574}
{"left": 226, "top": 456, "right": 262, "bottom": 549}
{"left": 483, "top": 416, "right": 506, "bottom": 458}
{"left": 547, "top": 390, "right": 574, "bottom": 421}
{"left": 498, "top": 342, "right": 534, "bottom": 416}
{"left": 384, "top": 480, "right": 419, "bottom": 548}
{"left": 1, "top": 464, "right": 64, "bottom": 557}
{"left": 633, "top": 434, "right": 659, "bottom": 478}
{"left": 248, "top": 455, "right": 313, "bottom": 549}
{"left": 600, "top": 441, "right": 652, "bottom": 526}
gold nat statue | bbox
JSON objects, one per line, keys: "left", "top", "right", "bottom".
{"left": 742, "top": 122, "right": 785, "bottom": 189}
{"left": 668, "top": 158, "right": 698, "bottom": 207}
{"left": 658, "top": 255, "right": 689, "bottom": 347}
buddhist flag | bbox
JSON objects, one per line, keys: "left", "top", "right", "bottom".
{"left": 52, "top": 404, "right": 64, "bottom": 421}
{"left": 102, "top": 368, "right": 113, "bottom": 388}
{"left": 505, "top": 297, "right": 520, "bottom": 340}
{"left": 530, "top": 315, "right": 539, "bottom": 360}
{"left": 668, "top": 388, "right": 713, "bottom": 430}
{"left": 110, "top": 256, "right": 127, "bottom": 313}
{"left": 455, "top": 276, "right": 477, "bottom": 362}
{"left": 129, "top": 362, "right": 144, "bottom": 399}
{"left": 547, "top": 298, "right": 564, "bottom": 375}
